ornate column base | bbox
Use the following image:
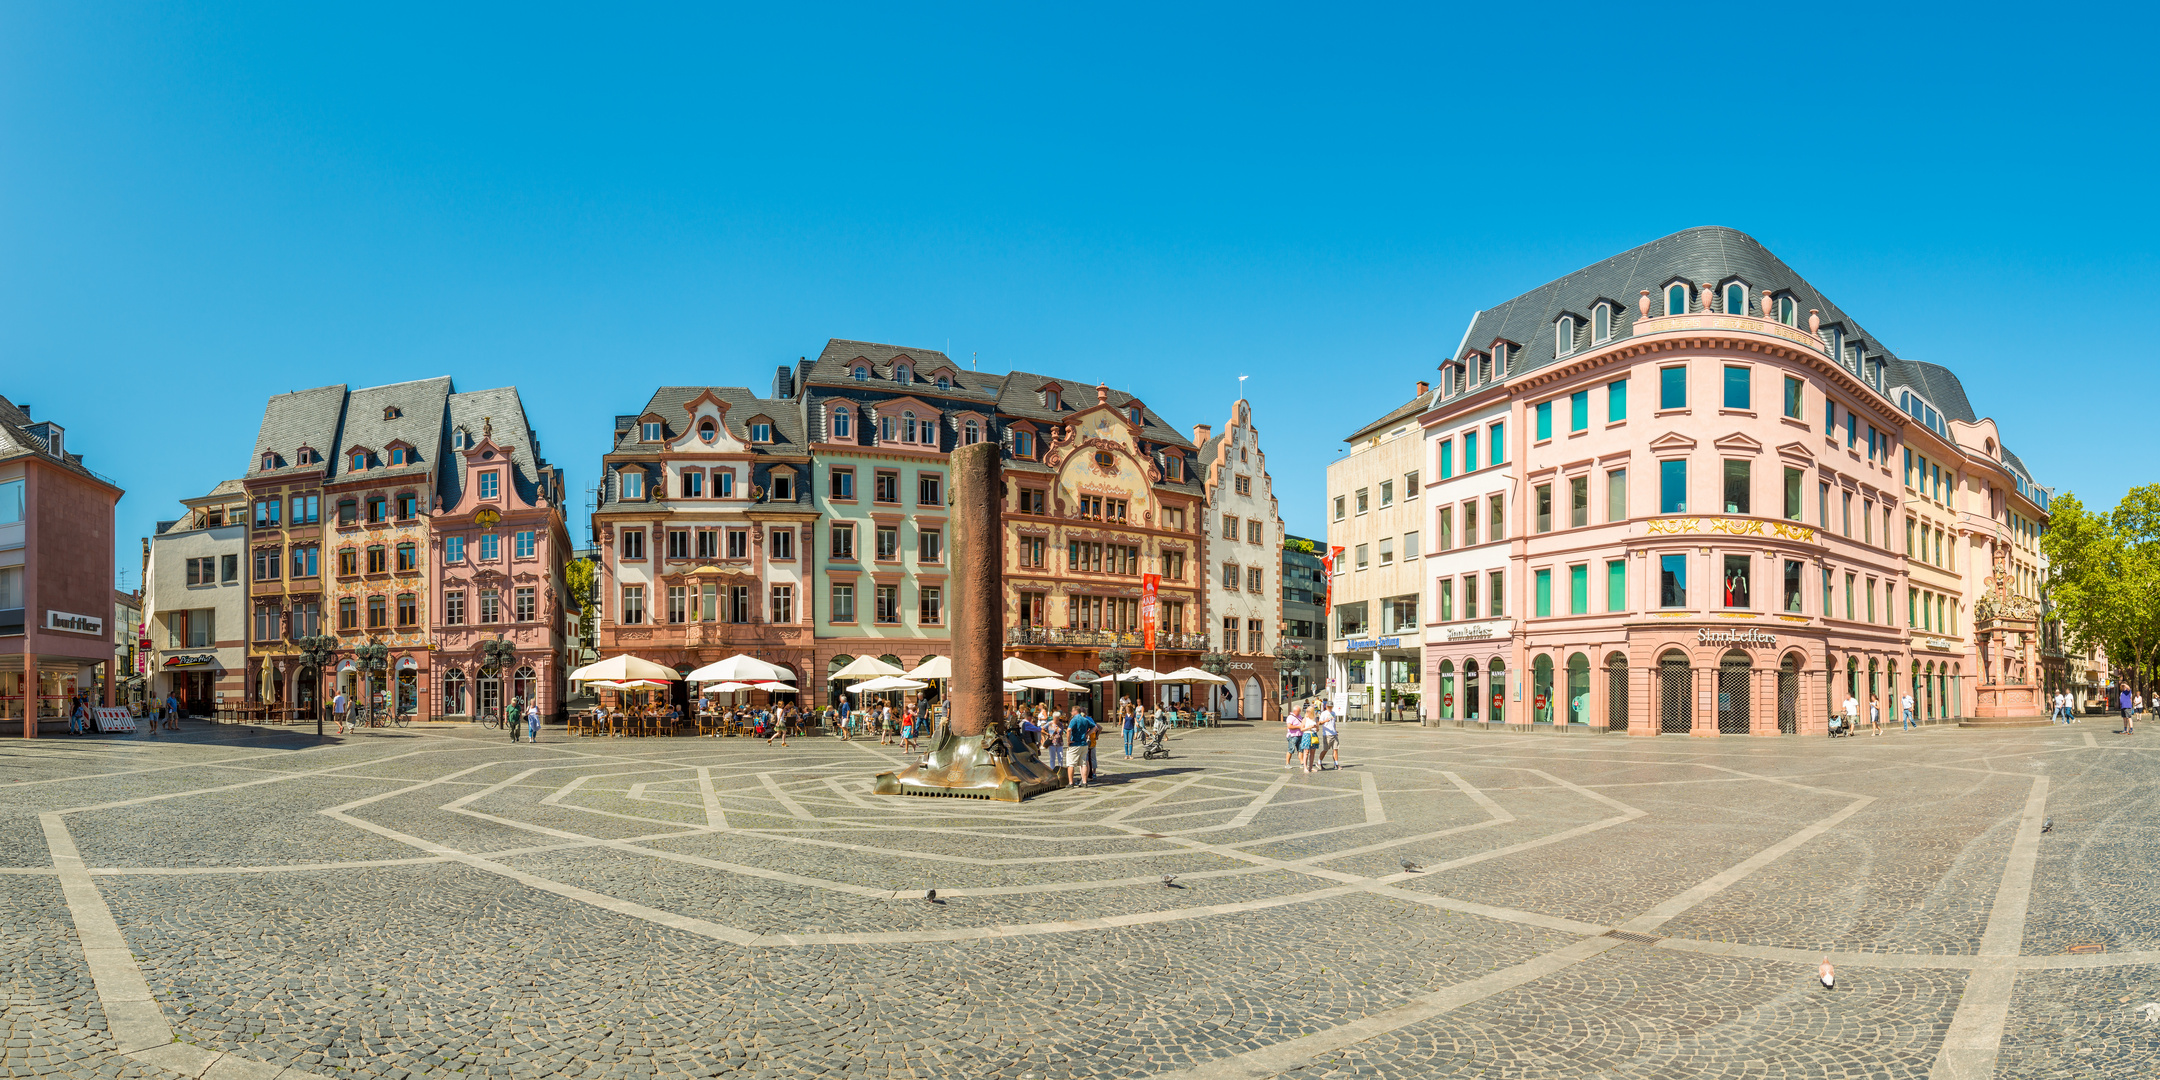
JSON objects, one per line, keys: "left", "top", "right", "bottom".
{"left": 875, "top": 726, "right": 1067, "bottom": 803}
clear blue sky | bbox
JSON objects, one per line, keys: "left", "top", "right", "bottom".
{"left": 5, "top": 3, "right": 2154, "bottom": 586}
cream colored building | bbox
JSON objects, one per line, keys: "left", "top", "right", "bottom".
{"left": 1325, "top": 383, "right": 1435, "bottom": 720}
{"left": 1196, "top": 398, "right": 1285, "bottom": 720}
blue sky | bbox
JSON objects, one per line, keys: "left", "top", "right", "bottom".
{"left": 4, "top": 3, "right": 2154, "bottom": 585}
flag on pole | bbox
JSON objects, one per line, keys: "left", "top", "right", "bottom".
{"left": 1141, "top": 573, "right": 1159, "bottom": 651}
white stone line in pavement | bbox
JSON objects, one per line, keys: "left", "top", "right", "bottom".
{"left": 697, "top": 767, "right": 729, "bottom": 828}
{"left": 1295, "top": 772, "right": 1511, "bottom": 868}
{"left": 55, "top": 745, "right": 465, "bottom": 814}
{"left": 1142, "top": 784, "right": 1880, "bottom": 1080}
{"left": 90, "top": 856, "right": 454, "bottom": 876}
{"left": 39, "top": 811, "right": 323, "bottom": 1079}
{"left": 1929, "top": 775, "right": 2051, "bottom": 1080}
{"left": 2084, "top": 731, "right": 2098, "bottom": 747}
{"left": 1223, "top": 773, "right": 1293, "bottom": 829}
{"left": 757, "top": 771, "right": 815, "bottom": 820}
{"left": 1099, "top": 773, "right": 1207, "bottom": 823}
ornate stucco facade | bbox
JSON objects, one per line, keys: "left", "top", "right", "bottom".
{"left": 1196, "top": 399, "right": 1285, "bottom": 720}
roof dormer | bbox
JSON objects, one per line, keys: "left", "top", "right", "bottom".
{"left": 1659, "top": 279, "right": 1693, "bottom": 316}
{"left": 451, "top": 427, "right": 470, "bottom": 451}
{"left": 384, "top": 439, "right": 418, "bottom": 466}
{"left": 1716, "top": 276, "right": 1751, "bottom": 316}
{"left": 1553, "top": 311, "right": 1584, "bottom": 357}
{"left": 927, "top": 365, "right": 960, "bottom": 390}
{"left": 1038, "top": 381, "right": 1066, "bottom": 411}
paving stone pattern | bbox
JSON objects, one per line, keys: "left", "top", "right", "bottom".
{"left": 2, "top": 719, "right": 2156, "bottom": 1078}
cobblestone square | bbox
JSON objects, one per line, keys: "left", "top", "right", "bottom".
{"left": 3, "top": 721, "right": 2155, "bottom": 1079}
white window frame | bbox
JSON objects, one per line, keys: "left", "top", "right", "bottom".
{"left": 1555, "top": 316, "right": 1576, "bottom": 357}
{"left": 1666, "top": 282, "right": 1688, "bottom": 316}
{"left": 641, "top": 422, "right": 662, "bottom": 442}
{"left": 1723, "top": 280, "right": 1747, "bottom": 316}
{"left": 1593, "top": 303, "right": 1611, "bottom": 343}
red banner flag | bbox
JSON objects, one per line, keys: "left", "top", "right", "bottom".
{"left": 1141, "top": 573, "right": 1160, "bottom": 651}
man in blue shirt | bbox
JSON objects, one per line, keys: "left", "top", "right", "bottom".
{"left": 1066, "top": 709, "right": 1099, "bottom": 786}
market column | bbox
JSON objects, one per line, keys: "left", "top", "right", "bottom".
{"left": 23, "top": 654, "right": 36, "bottom": 738}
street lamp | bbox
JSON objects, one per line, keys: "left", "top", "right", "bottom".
{"left": 354, "top": 639, "right": 391, "bottom": 723}
{"left": 1272, "top": 641, "right": 1308, "bottom": 714}
{"left": 297, "top": 635, "right": 339, "bottom": 737}
{"left": 1098, "top": 645, "right": 1132, "bottom": 713}
{"left": 1200, "top": 651, "right": 1231, "bottom": 719}
{"left": 480, "top": 635, "right": 518, "bottom": 723}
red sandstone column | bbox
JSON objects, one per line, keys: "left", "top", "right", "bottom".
{"left": 946, "top": 442, "right": 1003, "bottom": 738}
{"left": 23, "top": 654, "right": 36, "bottom": 739}
{"left": 103, "top": 662, "right": 115, "bottom": 707}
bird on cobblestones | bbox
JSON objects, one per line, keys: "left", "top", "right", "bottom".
{"left": 1819, "top": 958, "right": 1835, "bottom": 989}
{"left": 2042, "top": 817, "right": 2053, "bottom": 834}
{"left": 925, "top": 888, "right": 938, "bottom": 903}
{"left": 1399, "top": 859, "right": 1422, "bottom": 873}
{"left": 1161, "top": 875, "right": 1179, "bottom": 889}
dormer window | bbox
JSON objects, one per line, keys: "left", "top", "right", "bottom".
{"left": 902, "top": 411, "right": 919, "bottom": 443}
{"left": 880, "top": 414, "right": 895, "bottom": 442}
{"left": 852, "top": 366, "right": 868, "bottom": 381}
{"left": 389, "top": 446, "right": 411, "bottom": 466}
{"left": 1555, "top": 316, "right": 1577, "bottom": 357}
{"left": 261, "top": 453, "right": 278, "bottom": 470}
{"left": 1493, "top": 343, "right": 1512, "bottom": 374}
{"left": 1045, "top": 389, "right": 1061, "bottom": 411}
{"left": 1724, "top": 281, "right": 1747, "bottom": 315}
{"left": 478, "top": 471, "right": 500, "bottom": 500}
{"left": 451, "top": 430, "right": 467, "bottom": 450}
{"left": 621, "top": 469, "right": 644, "bottom": 500}
{"left": 1666, "top": 283, "right": 1689, "bottom": 316}
{"left": 641, "top": 421, "right": 662, "bottom": 442}
{"left": 832, "top": 407, "right": 852, "bottom": 439}
{"left": 350, "top": 450, "right": 368, "bottom": 472}
{"left": 1593, "top": 304, "right": 1612, "bottom": 343}
{"left": 1777, "top": 295, "right": 1797, "bottom": 326}
{"left": 383, "top": 406, "right": 401, "bottom": 420}
{"left": 1166, "top": 454, "right": 1183, "bottom": 481}
{"left": 896, "top": 363, "right": 912, "bottom": 382}
{"left": 1014, "top": 430, "right": 1035, "bottom": 458}
{"left": 1129, "top": 406, "right": 1143, "bottom": 425}
{"left": 699, "top": 420, "right": 717, "bottom": 444}
{"left": 751, "top": 422, "right": 773, "bottom": 443}
{"left": 964, "top": 419, "right": 981, "bottom": 445}
{"left": 936, "top": 376, "right": 950, "bottom": 390}
{"left": 298, "top": 446, "right": 317, "bottom": 464}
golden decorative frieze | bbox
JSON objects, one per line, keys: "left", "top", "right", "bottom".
{"left": 1646, "top": 517, "right": 1816, "bottom": 542}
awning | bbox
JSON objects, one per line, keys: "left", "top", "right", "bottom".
{"left": 162, "top": 654, "right": 222, "bottom": 670}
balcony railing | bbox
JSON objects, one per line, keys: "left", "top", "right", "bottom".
{"left": 1005, "top": 627, "right": 1209, "bottom": 651}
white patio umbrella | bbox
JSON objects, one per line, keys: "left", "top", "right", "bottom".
{"left": 589, "top": 679, "right": 672, "bottom": 691}
{"left": 833, "top": 655, "right": 906, "bottom": 680}
{"left": 684, "top": 654, "right": 796, "bottom": 684}
{"left": 1110, "top": 668, "right": 1161, "bottom": 682}
{"left": 698, "top": 681, "right": 756, "bottom": 694}
{"left": 1001, "top": 656, "right": 1059, "bottom": 679}
{"left": 904, "top": 656, "right": 952, "bottom": 680}
{"left": 1002, "top": 681, "right": 1030, "bottom": 693}
{"left": 1018, "top": 676, "right": 1088, "bottom": 692}
{"left": 849, "top": 675, "right": 929, "bottom": 694}
{"left": 569, "top": 655, "right": 679, "bottom": 683}
{"left": 1157, "top": 666, "right": 1233, "bottom": 685}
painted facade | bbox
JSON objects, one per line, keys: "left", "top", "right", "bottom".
{"left": 1395, "top": 226, "right": 2051, "bottom": 737}
{"left": 592, "top": 383, "right": 817, "bottom": 706}
{"left": 1197, "top": 399, "right": 1285, "bottom": 720}
{"left": 429, "top": 395, "right": 570, "bottom": 720}
{"left": 242, "top": 385, "right": 342, "bottom": 715}
{"left": 0, "top": 395, "right": 125, "bottom": 734}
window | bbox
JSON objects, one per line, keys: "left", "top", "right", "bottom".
{"left": 1489, "top": 494, "right": 1505, "bottom": 542}
{"left": 337, "top": 499, "right": 357, "bottom": 525}
{"left": 1659, "top": 366, "right": 1687, "bottom": 410}
{"left": 1462, "top": 575, "right": 1479, "bottom": 619}
{"left": 1846, "top": 412, "right": 1858, "bottom": 449}
{"left": 363, "top": 545, "right": 385, "bottom": 575}
{"left": 1556, "top": 316, "right": 1576, "bottom": 356}
{"left": 515, "top": 530, "right": 535, "bottom": 559}
{"left": 1820, "top": 482, "right": 1831, "bottom": 527}
{"left": 1332, "top": 496, "right": 1346, "bottom": 521}
{"left": 1535, "top": 484, "right": 1553, "bottom": 533}
{"left": 1403, "top": 531, "right": 1420, "bottom": 559}
{"left": 1535, "top": 569, "right": 1552, "bottom": 617}
{"left": 1438, "top": 440, "right": 1453, "bottom": 479}
{"left": 1723, "top": 366, "right": 1751, "bottom": 410}
{"left": 1437, "top": 505, "right": 1454, "bottom": 550}
{"left": 1844, "top": 573, "right": 1856, "bottom": 620}
{"left": 1784, "top": 376, "right": 1804, "bottom": 420}
{"left": 253, "top": 603, "right": 278, "bottom": 642}
{"left": 830, "top": 524, "right": 854, "bottom": 559}
{"left": 1570, "top": 564, "right": 1589, "bottom": 615}
{"left": 620, "top": 585, "right": 643, "bottom": 625}
{"left": 824, "top": 467, "right": 855, "bottom": 501}
{"left": 1489, "top": 423, "right": 1504, "bottom": 467}
{"left": 1722, "top": 555, "right": 1751, "bottom": 608}
{"left": 254, "top": 547, "right": 282, "bottom": 581}
{"left": 917, "top": 528, "right": 941, "bottom": 563}
{"left": 771, "top": 584, "right": 795, "bottom": 624}
{"left": 1593, "top": 304, "right": 1612, "bottom": 342}
{"left": 1379, "top": 538, "right": 1394, "bottom": 567}
{"left": 771, "top": 474, "right": 794, "bottom": 501}
{"left": 728, "top": 585, "right": 750, "bottom": 623}
{"left": 1660, "top": 554, "right": 1688, "bottom": 607}
{"left": 831, "top": 407, "right": 853, "bottom": 441}
{"left": 620, "top": 470, "right": 643, "bottom": 500}
{"left": 1536, "top": 401, "right": 1553, "bottom": 441}
{"left": 397, "top": 593, "right": 418, "bottom": 627}
{"left": 875, "top": 526, "right": 898, "bottom": 561}
{"left": 1162, "top": 548, "right": 1184, "bottom": 579}
{"left": 717, "top": 471, "right": 734, "bottom": 498}
{"left": 446, "top": 591, "right": 465, "bottom": 625}
{"left": 1437, "top": 578, "right": 1455, "bottom": 620}
{"left": 751, "top": 422, "right": 773, "bottom": 444}
{"left": 1247, "top": 567, "right": 1264, "bottom": 592}
{"left": 1462, "top": 499, "right": 1479, "bottom": 546}
{"left": 1607, "top": 469, "right": 1627, "bottom": 522}
{"left": 389, "top": 446, "right": 411, "bottom": 466}
{"left": 1609, "top": 378, "right": 1628, "bottom": 422}
{"left": 1014, "top": 430, "right": 1035, "bottom": 459}
{"left": 667, "top": 529, "right": 692, "bottom": 561}
{"left": 681, "top": 471, "right": 703, "bottom": 498}
{"left": 1842, "top": 491, "right": 1853, "bottom": 537}
{"left": 185, "top": 556, "right": 214, "bottom": 585}
{"left": 902, "top": 412, "right": 918, "bottom": 443}
{"left": 725, "top": 529, "right": 748, "bottom": 559}
{"left": 852, "top": 366, "right": 868, "bottom": 381}
{"left": 874, "top": 471, "right": 899, "bottom": 503}
{"left": 1380, "top": 480, "right": 1394, "bottom": 506}
{"left": 618, "top": 529, "right": 642, "bottom": 561}
{"left": 367, "top": 595, "right": 387, "bottom": 629}
{"left": 1569, "top": 476, "right": 1589, "bottom": 528}
{"left": 1354, "top": 545, "right": 1368, "bottom": 570}
{"left": 253, "top": 497, "right": 282, "bottom": 528}
{"left": 765, "top": 528, "right": 792, "bottom": 560}
{"left": 1354, "top": 489, "right": 1367, "bottom": 515}
{"left": 875, "top": 585, "right": 899, "bottom": 623}
{"left": 338, "top": 597, "right": 356, "bottom": 630}
{"left": 1783, "top": 468, "right": 1804, "bottom": 520}
{"left": 1564, "top": 390, "right": 1588, "bottom": 434}
{"left": 1863, "top": 499, "right": 1874, "bottom": 545}
{"left": 350, "top": 450, "right": 368, "bottom": 472}
{"left": 664, "top": 585, "right": 686, "bottom": 624}
{"left": 1723, "top": 460, "right": 1750, "bottom": 514}
{"left": 1780, "top": 559, "right": 1805, "bottom": 613}
{"left": 1607, "top": 559, "right": 1627, "bottom": 612}
{"left": 365, "top": 496, "right": 387, "bottom": 523}
{"left": 222, "top": 553, "right": 239, "bottom": 582}
{"left": 830, "top": 583, "right": 855, "bottom": 622}
{"left": 1247, "top": 519, "right": 1262, "bottom": 544}
{"left": 1725, "top": 282, "right": 1745, "bottom": 315}
{"left": 1825, "top": 399, "right": 1836, "bottom": 436}
{"left": 641, "top": 422, "right": 662, "bottom": 442}
{"left": 1405, "top": 471, "right": 1419, "bottom": 498}
{"left": 1666, "top": 283, "right": 1688, "bottom": 315}
{"left": 918, "top": 473, "right": 943, "bottom": 506}
{"left": 1660, "top": 459, "right": 1688, "bottom": 514}
{"left": 291, "top": 495, "right": 319, "bottom": 524}
{"left": 1488, "top": 571, "right": 1505, "bottom": 617}
{"left": 1464, "top": 431, "right": 1479, "bottom": 472}
{"left": 395, "top": 542, "right": 417, "bottom": 572}
{"left": 338, "top": 548, "right": 357, "bottom": 576}
{"left": 1778, "top": 295, "right": 1796, "bottom": 325}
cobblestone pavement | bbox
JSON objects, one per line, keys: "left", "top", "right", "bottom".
{"left": 2, "top": 719, "right": 2156, "bottom": 1078}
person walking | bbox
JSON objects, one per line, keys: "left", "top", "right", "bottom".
{"left": 525, "top": 699, "right": 541, "bottom": 743}
{"left": 1901, "top": 690, "right": 1915, "bottom": 731}
{"left": 509, "top": 695, "right": 525, "bottom": 742}
{"left": 1868, "top": 699, "right": 1882, "bottom": 737}
{"left": 1320, "top": 706, "right": 1340, "bottom": 770}
{"left": 332, "top": 690, "right": 351, "bottom": 735}
{"left": 1067, "top": 707, "right": 1098, "bottom": 787}
{"left": 1122, "top": 706, "right": 1138, "bottom": 759}
{"left": 899, "top": 705, "right": 917, "bottom": 754}
{"left": 1043, "top": 713, "right": 1066, "bottom": 780}
{"left": 2117, "top": 684, "right": 2135, "bottom": 735}
{"left": 1841, "top": 692, "right": 1859, "bottom": 738}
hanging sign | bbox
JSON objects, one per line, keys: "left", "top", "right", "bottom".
{"left": 1141, "top": 573, "right": 1159, "bottom": 651}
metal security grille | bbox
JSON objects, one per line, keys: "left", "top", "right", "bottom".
{"left": 1658, "top": 658, "right": 1692, "bottom": 734}
{"left": 1717, "top": 659, "right": 1752, "bottom": 734}
{"left": 1778, "top": 666, "right": 1799, "bottom": 734}
{"left": 1607, "top": 661, "right": 1629, "bottom": 732}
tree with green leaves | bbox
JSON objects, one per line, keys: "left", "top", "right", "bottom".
{"left": 2041, "top": 486, "right": 2160, "bottom": 705}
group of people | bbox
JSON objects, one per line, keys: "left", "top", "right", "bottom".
{"left": 63, "top": 693, "right": 181, "bottom": 736}
{"left": 1835, "top": 691, "right": 1919, "bottom": 736}
{"left": 1283, "top": 702, "right": 1340, "bottom": 772}
{"left": 1006, "top": 704, "right": 1103, "bottom": 786}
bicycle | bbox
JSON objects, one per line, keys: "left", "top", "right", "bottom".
{"left": 477, "top": 710, "right": 506, "bottom": 731}
{"left": 392, "top": 711, "right": 411, "bottom": 729}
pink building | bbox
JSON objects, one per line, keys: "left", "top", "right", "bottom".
{"left": 429, "top": 393, "right": 570, "bottom": 720}
{"left": 1411, "top": 227, "right": 2050, "bottom": 736}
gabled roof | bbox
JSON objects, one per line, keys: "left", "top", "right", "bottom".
{"left": 440, "top": 386, "right": 551, "bottom": 508}
{"left": 1345, "top": 393, "right": 1433, "bottom": 444}
{"left": 329, "top": 377, "right": 454, "bottom": 483}
{"left": 597, "top": 386, "right": 803, "bottom": 509}
{"left": 247, "top": 384, "right": 348, "bottom": 480}
{"left": 0, "top": 394, "right": 107, "bottom": 481}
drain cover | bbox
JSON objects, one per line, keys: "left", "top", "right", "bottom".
{"left": 2067, "top": 943, "right": 2106, "bottom": 955}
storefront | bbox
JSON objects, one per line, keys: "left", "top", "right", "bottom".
{"left": 1333, "top": 634, "right": 1423, "bottom": 721}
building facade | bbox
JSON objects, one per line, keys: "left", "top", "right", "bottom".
{"left": 1280, "top": 535, "right": 1326, "bottom": 704}
{"left": 1407, "top": 226, "right": 2050, "bottom": 736}
{"left": 0, "top": 395, "right": 125, "bottom": 734}
{"left": 143, "top": 480, "right": 249, "bottom": 714}
{"left": 429, "top": 395, "right": 570, "bottom": 720}
{"left": 242, "top": 385, "right": 343, "bottom": 715}
{"left": 1325, "top": 388, "right": 1429, "bottom": 721}
{"left": 1196, "top": 398, "right": 1285, "bottom": 720}
{"left": 592, "top": 382, "right": 817, "bottom": 707}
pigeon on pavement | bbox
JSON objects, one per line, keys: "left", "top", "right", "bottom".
{"left": 1161, "top": 875, "right": 1178, "bottom": 888}
{"left": 1399, "top": 859, "right": 1422, "bottom": 873}
{"left": 1819, "top": 958, "right": 1835, "bottom": 989}
{"left": 2041, "top": 817, "right": 2053, "bottom": 834}
{"left": 925, "top": 888, "right": 938, "bottom": 903}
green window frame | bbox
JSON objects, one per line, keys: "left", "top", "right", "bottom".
{"left": 1723, "top": 365, "right": 1750, "bottom": 409}
{"left": 1569, "top": 564, "right": 1588, "bottom": 615}
{"left": 1535, "top": 569, "right": 1552, "bottom": 617}
{"left": 1606, "top": 559, "right": 1626, "bottom": 612}
{"left": 1536, "top": 401, "right": 1552, "bottom": 441}
{"left": 1659, "top": 366, "right": 1686, "bottom": 410}
{"left": 1570, "top": 390, "right": 1589, "bottom": 432}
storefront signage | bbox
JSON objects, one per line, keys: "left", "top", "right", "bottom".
{"left": 1347, "top": 637, "right": 1401, "bottom": 651}
{"left": 1227, "top": 661, "right": 1256, "bottom": 671}
{"left": 1648, "top": 517, "right": 1817, "bottom": 542}
{"left": 163, "top": 654, "right": 219, "bottom": 668}
{"left": 45, "top": 610, "right": 103, "bottom": 635}
{"left": 1697, "top": 628, "right": 1776, "bottom": 647}
{"left": 1445, "top": 623, "right": 1504, "bottom": 642}
{"left": 1923, "top": 637, "right": 1957, "bottom": 651}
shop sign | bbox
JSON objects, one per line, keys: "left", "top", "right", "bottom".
{"left": 1697, "top": 628, "right": 1775, "bottom": 647}
{"left": 1923, "top": 637, "right": 1957, "bottom": 651}
{"left": 1347, "top": 637, "right": 1401, "bottom": 651}
{"left": 1446, "top": 623, "right": 1505, "bottom": 642}
{"left": 1227, "top": 661, "right": 1256, "bottom": 671}
{"left": 46, "top": 610, "right": 104, "bottom": 635}
{"left": 1648, "top": 517, "right": 1817, "bottom": 542}
{"left": 163, "top": 654, "right": 218, "bottom": 668}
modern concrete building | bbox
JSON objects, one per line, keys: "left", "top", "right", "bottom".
{"left": 1280, "top": 535, "right": 1326, "bottom": 704}
{"left": 1324, "top": 386, "right": 1430, "bottom": 720}
{"left": 143, "top": 480, "right": 249, "bottom": 714}
{"left": 1412, "top": 226, "right": 2050, "bottom": 736}
{"left": 1195, "top": 397, "right": 1285, "bottom": 720}
{"left": 0, "top": 395, "right": 125, "bottom": 735}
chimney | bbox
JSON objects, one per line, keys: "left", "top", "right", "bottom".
{"left": 1192, "top": 423, "right": 1213, "bottom": 447}
{"left": 1416, "top": 380, "right": 1429, "bottom": 397}
{"left": 772, "top": 365, "right": 794, "bottom": 400}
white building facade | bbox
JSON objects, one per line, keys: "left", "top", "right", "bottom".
{"left": 1196, "top": 399, "right": 1285, "bottom": 720}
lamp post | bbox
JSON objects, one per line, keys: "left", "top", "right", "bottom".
{"left": 354, "top": 639, "right": 390, "bottom": 724}
{"left": 297, "top": 635, "right": 339, "bottom": 737}
{"left": 1200, "top": 650, "right": 1231, "bottom": 719}
{"left": 1098, "top": 645, "right": 1132, "bottom": 715}
{"left": 480, "top": 635, "right": 518, "bottom": 725}
{"left": 1272, "top": 641, "right": 1308, "bottom": 715}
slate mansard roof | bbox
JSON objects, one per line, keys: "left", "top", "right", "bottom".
{"left": 1402, "top": 225, "right": 2036, "bottom": 490}
{"left": 598, "top": 386, "right": 807, "bottom": 510}
{"left": 441, "top": 386, "right": 552, "bottom": 508}
{"left": 0, "top": 393, "right": 109, "bottom": 483}
{"left": 245, "top": 378, "right": 561, "bottom": 505}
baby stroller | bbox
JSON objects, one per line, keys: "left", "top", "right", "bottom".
{"left": 1140, "top": 726, "right": 1171, "bottom": 759}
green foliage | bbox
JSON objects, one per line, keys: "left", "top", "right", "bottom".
{"left": 2043, "top": 486, "right": 2160, "bottom": 692}
{"left": 562, "top": 558, "right": 597, "bottom": 616}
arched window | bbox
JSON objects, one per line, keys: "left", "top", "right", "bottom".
{"left": 964, "top": 420, "right": 980, "bottom": 445}
{"left": 1488, "top": 657, "right": 1508, "bottom": 724}
{"left": 512, "top": 665, "right": 537, "bottom": 707}
{"left": 852, "top": 366, "right": 868, "bottom": 381}
{"left": 903, "top": 411, "right": 918, "bottom": 443}
{"left": 896, "top": 363, "right": 912, "bottom": 382}
{"left": 1532, "top": 655, "right": 1555, "bottom": 723}
{"left": 262, "top": 453, "right": 277, "bottom": 470}
{"left": 832, "top": 407, "right": 851, "bottom": 439}
{"left": 699, "top": 421, "right": 717, "bottom": 444}
{"left": 1777, "top": 295, "right": 1797, "bottom": 326}
{"left": 1724, "top": 282, "right": 1746, "bottom": 315}
{"left": 442, "top": 667, "right": 468, "bottom": 716}
{"left": 1666, "top": 283, "right": 1688, "bottom": 316}
{"left": 1436, "top": 659, "right": 1456, "bottom": 720}
{"left": 350, "top": 450, "right": 367, "bottom": 472}
{"left": 389, "top": 446, "right": 408, "bottom": 465}
{"left": 1566, "top": 653, "right": 1590, "bottom": 725}
{"left": 1593, "top": 304, "right": 1612, "bottom": 343}
{"left": 936, "top": 376, "right": 950, "bottom": 390}
{"left": 1555, "top": 316, "right": 1576, "bottom": 357}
